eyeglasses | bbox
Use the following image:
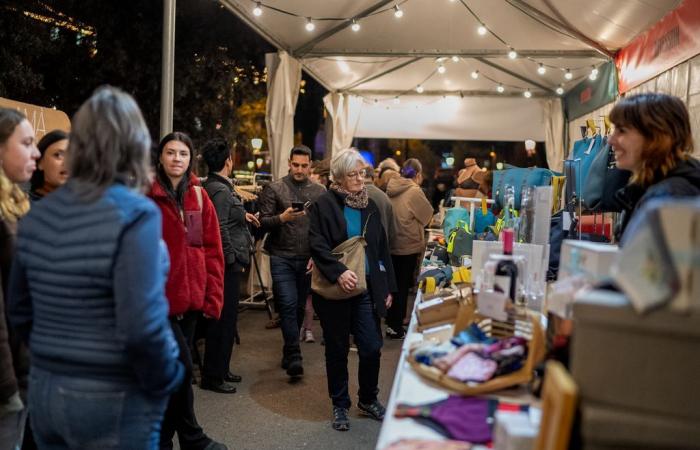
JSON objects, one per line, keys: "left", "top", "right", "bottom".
{"left": 345, "top": 169, "right": 367, "bottom": 179}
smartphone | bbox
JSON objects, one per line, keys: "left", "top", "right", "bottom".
{"left": 291, "top": 201, "right": 306, "bottom": 211}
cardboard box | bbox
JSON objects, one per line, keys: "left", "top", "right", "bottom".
{"left": 416, "top": 295, "right": 461, "bottom": 330}
{"left": 571, "top": 290, "right": 700, "bottom": 422}
{"left": 558, "top": 240, "right": 618, "bottom": 282}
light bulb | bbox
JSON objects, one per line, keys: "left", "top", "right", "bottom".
{"left": 537, "top": 64, "right": 546, "bottom": 75}
{"left": 393, "top": 97, "right": 401, "bottom": 104}
{"left": 556, "top": 86, "right": 564, "bottom": 95}
{"left": 351, "top": 20, "right": 360, "bottom": 32}
{"left": 508, "top": 49, "right": 517, "bottom": 59}
{"left": 564, "top": 69, "right": 573, "bottom": 80}
{"left": 305, "top": 18, "right": 315, "bottom": 32}
{"left": 471, "top": 70, "right": 479, "bottom": 79}
{"left": 451, "top": 56, "right": 459, "bottom": 63}
{"left": 416, "top": 85, "right": 424, "bottom": 93}
{"left": 253, "top": 2, "right": 262, "bottom": 16}
{"left": 591, "top": 67, "right": 599, "bottom": 76}
{"left": 496, "top": 84, "right": 505, "bottom": 93}
{"left": 437, "top": 64, "right": 446, "bottom": 74}
{"left": 477, "top": 25, "right": 487, "bottom": 35}
{"left": 524, "top": 89, "right": 532, "bottom": 98}
{"left": 394, "top": 5, "right": 403, "bottom": 18}
{"left": 589, "top": 73, "right": 597, "bottom": 81}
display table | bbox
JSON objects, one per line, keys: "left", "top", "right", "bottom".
{"left": 376, "top": 290, "right": 538, "bottom": 450}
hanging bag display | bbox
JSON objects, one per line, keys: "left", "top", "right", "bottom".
{"left": 311, "top": 216, "right": 370, "bottom": 300}
{"left": 583, "top": 141, "right": 631, "bottom": 212}
{"left": 443, "top": 206, "right": 470, "bottom": 238}
{"left": 492, "top": 166, "right": 556, "bottom": 209}
{"left": 446, "top": 220, "right": 474, "bottom": 264}
{"left": 570, "top": 133, "right": 605, "bottom": 194}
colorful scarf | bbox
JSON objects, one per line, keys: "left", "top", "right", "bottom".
{"left": 330, "top": 182, "right": 368, "bottom": 209}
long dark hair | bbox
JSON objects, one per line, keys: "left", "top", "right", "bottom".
{"left": 30, "top": 129, "right": 69, "bottom": 192}
{"left": 156, "top": 131, "right": 195, "bottom": 208}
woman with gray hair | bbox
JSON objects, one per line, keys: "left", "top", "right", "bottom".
{"left": 8, "top": 86, "right": 184, "bottom": 449}
{"left": 308, "top": 148, "right": 396, "bottom": 432}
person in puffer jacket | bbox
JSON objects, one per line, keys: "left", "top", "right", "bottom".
{"left": 8, "top": 86, "right": 184, "bottom": 449}
{"left": 149, "top": 131, "right": 226, "bottom": 450}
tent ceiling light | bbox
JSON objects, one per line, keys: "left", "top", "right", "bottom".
{"left": 556, "top": 86, "right": 564, "bottom": 95}
{"left": 394, "top": 5, "right": 403, "bottom": 18}
{"left": 451, "top": 56, "right": 459, "bottom": 63}
{"left": 253, "top": 2, "right": 262, "bottom": 17}
{"left": 523, "top": 89, "right": 532, "bottom": 98}
{"left": 471, "top": 70, "right": 479, "bottom": 79}
{"left": 537, "top": 64, "right": 546, "bottom": 75}
{"left": 351, "top": 20, "right": 360, "bottom": 32}
{"left": 393, "top": 96, "right": 401, "bottom": 104}
{"left": 508, "top": 49, "right": 517, "bottom": 59}
{"left": 591, "top": 66, "right": 599, "bottom": 76}
{"left": 589, "top": 73, "right": 597, "bottom": 81}
{"left": 497, "top": 84, "right": 505, "bottom": 93}
{"left": 477, "top": 25, "right": 487, "bottom": 35}
{"left": 437, "top": 64, "right": 446, "bottom": 74}
{"left": 564, "top": 69, "right": 573, "bottom": 80}
{"left": 305, "top": 18, "right": 315, "bottom": 32}
{"left": 416, "top": 85, "right": 424, "bottom": 93}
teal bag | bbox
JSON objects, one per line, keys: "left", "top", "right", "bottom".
{"left": 443, "top": 206, "right": 469, "bottom": 237}
{"left": 492, "top": 166, "right": 556, "bottom": 209}
{"left": 473, "top": 208, "right": 496, "bottom": 234}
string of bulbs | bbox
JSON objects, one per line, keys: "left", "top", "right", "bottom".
{"left": 248, "top": 0, "right": 604, "bottom": 99}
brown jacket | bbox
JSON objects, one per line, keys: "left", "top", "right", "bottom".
{"left": 386, "top": 177, "right": 434, "bottom": 255}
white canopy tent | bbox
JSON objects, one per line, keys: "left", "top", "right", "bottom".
{"left": 212, "top": 0, "right": 681, "bottom": 176}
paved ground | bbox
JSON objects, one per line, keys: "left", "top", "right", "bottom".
{"left": 188, "top": 307, "right": 405, "bottom": 450}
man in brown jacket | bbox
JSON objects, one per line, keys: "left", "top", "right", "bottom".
{"left": 385, "top": 159, "right": 434, "bottom": 339}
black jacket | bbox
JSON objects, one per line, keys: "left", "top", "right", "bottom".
{"left": 308, "top": 189, "right": 397, "bottom": 317}
{"left": 615, "top": 157, "right": 700, "bottom": 241}
{"left": 203, "top": 173, "right": 254, "bottom": 268}
{"left": 259, "top": 175, "right": 325, "bottom": 257}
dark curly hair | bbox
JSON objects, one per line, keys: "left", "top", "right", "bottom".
{"left": 30, "top": 129, "right": 69, "bottom": 192}
{"left": 201, "top": 137, "right": 231, "bottom": 174}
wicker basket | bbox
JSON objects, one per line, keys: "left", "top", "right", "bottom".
{"left": 408, "top": 303, "right": 545, "bottom": 396}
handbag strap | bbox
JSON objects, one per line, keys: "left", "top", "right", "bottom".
{"left": 361, "top": 212, "right": 374, "bottom": 238}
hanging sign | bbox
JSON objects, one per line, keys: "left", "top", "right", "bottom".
{"left": 616, "top": 0, "right": 700, "bottom": 94}
{"left": 564, "top": 61, "right": 618, "bottom": 120}
{"left": 0, "top": 97, "right": 70, "bottom": 139}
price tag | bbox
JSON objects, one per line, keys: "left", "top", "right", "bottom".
{"left": 477, "top": 291, "right": 508, "bottom": 321}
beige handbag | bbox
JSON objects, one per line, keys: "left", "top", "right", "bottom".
{"left": 311, "top": 216, "right": 371, "bottom": 300}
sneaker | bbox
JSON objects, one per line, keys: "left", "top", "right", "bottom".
{"left": 302, "top": 328, "right": 315, "bottom": 343}
{"left": 358, "top": 400, "right": 386, "bottom": 421}
{"left": 385, "top": 326, "right": 406, "bottom": 340}
{"left": 332, "top": 406, "right": 350, "bottom": 431}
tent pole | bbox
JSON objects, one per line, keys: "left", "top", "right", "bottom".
{"left": 160, "top": 0, "right": 176, "bottom": 138}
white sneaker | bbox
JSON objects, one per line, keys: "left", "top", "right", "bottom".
{"left": 303, "top": 328, "right": 315, "bottom": 343}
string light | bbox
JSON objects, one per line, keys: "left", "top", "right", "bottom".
{"left": 351, "top": 19, "right": 360, "bottom": 32}
{"left": 537, "top": 63, "right": 546, "bottom": 75}
{"left": 393, "top": 5, "right": 403, "bottom": 18}
{"left": 564, "top": 69, "right": 573, "bottom": 80}
{"left": 508, "top": 49, "right": 518, "bottom": 59}
{"left": 437, "top": 63, "right": 446, "bottom": 74}
{"left": 393, "top": 96, "right": 401, "bottom": 104}
{"left": 497, "top": 84, "right": 505, "bottom": 93}
{"left": 477, "top": 25, "right": 487, "bottom": 35}
{"left": 523, "top": 89, "right": 532, "bottom": 98}
{"left": 451, "top": 56, "right": 459, "bottom": 63}
{"left": 253, "top": 2, "right": 263, "bottom": 17}
{"left": 416, "top": 85, "right": 424, "bottom": 93}
{"left": 471, "top": 70, "right": 479, "bottom": 79}
{"left": 591, "top": 66, "right": 599, "bottom": 76}
{"left": 589, "top": 72, "right": 597, "bottom": 81}
{"left": 305, "top": 17, "right": 315, "bottom": 31}
{"left": 556, "top": 85, "right": 564, "bottom": 95}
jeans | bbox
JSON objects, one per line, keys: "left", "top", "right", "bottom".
{"left": 27, "top": 367, "right": 168, "bottom": 450}
{"left": 0, "top": 395, "right": 26, "bottom": 450}
{"left": 160, "top": 313, "right": 210, "bottom": 450}
{"left": 270, "top": 255, "right": 310, "bottom": 360}
{"left": 387, "top": 254, "right": 420, "bottom": 332}
{"left": 312, "top": 291, "right": 383, "bottom": 409}
{"left": 203, "top": 267, "right": 241, "bottom": 383}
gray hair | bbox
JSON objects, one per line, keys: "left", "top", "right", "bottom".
{"left": 378, "top": 157, "right": 400, "bottom": 173}
{"left": 68, "top": 86, "right": 151, "bottom": 200}
{"left": 331, "top": 148, "right": 366, "bottom": 181}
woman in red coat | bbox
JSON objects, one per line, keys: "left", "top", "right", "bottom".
{"left": 148, "top": 131, "right": 226, "bottom": 450}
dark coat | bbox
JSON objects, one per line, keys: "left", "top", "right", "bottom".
{"left": 259, "top": 175, "right": 325, "bottom": 257}
{"left": 308, "top": 189, "right": 397, "bottom": 317}
{"left": 615, "top": 158, "right": 700, "bottom": 241}
{"left": 0, "top": 219, "right": 18, "bottom": 402}
{"left": 8, "top": 182, "right": 184, "bottom": 397}
{"left": 148, "top": 176, "right": 224, "bottom": 319}
{"left": 203, "top": 173, "right": 254, "bottom": 268}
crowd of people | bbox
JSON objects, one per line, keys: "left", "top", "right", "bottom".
{"left": 0, "top": 85, "right": 698, "bottom": 450}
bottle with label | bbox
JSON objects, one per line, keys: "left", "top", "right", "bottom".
{"left": 494, "top": 228, "right": 518, "bottom": 303}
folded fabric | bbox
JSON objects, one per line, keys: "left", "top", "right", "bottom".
{"left": 414, "top": 341, "right": 458, "bottom": 366}
{"left": 385, "top": 439, "right": 472, "bottom": 450}
{"left": 433, "top": 343, "right": 485, "bottom": 372}
{"left": 451, "top": 323, "right": 495, "bottom": 347}
{"left": 447, "top": 352, "right": 498, "bottom": 382}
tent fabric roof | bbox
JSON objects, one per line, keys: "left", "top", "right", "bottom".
{"left": 222, "top": 0, "right": 681, "bottom": 140}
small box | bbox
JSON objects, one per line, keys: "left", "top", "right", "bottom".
{"left": 558, "top": 240, "right": 618, "bottom": 282}
{"left": 493, "top": 411, "right": 538, "bottom": 450}
{"left": 416, "top": 295, "right": 461, "bottom": 330}
{"left": 421, "top": 323, "right": 455, "bottom": 343}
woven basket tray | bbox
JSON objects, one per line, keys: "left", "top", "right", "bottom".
{"left": 408, "top": 303, "right": 545, "bottom": 396}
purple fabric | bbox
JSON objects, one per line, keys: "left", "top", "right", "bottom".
{"left": 430, "top": 396, "right": 492, "bottom": 443}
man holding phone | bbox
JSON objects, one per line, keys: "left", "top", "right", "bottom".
{"left": 259, "top": 145, "right": 325, "bottom": 378}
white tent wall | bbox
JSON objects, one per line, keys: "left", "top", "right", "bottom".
{"left": 567, "top": 53, "right": 700, "bottom": 159}
{"left": 353, "top": 95, "right": 547, "bottom": 141}
{"left": 543, "top": 98, "right": 565, "bottom": 172}
{"left": 265, "top": 51, "right": 302, "bottom": 180}
{"left": 322, "top": 93, "right": 363, "bottom": 158}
